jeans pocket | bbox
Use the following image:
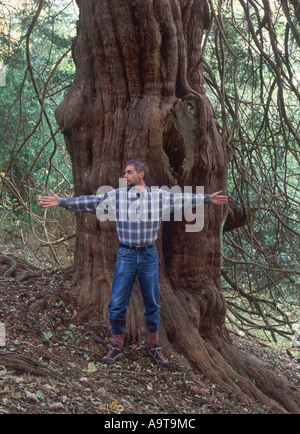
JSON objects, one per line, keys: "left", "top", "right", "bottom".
{"left": 146, "top": 246, "right": 158, "bottom": 257}
{"left": 118, "top": 248, "right": 130, "bottom": 257}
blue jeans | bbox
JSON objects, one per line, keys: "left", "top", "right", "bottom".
{"left": 108, "top": 246, "right": 161, "bottom": 336}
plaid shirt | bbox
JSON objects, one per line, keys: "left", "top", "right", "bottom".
{"left": 59, "top": 186, "right": 211, "bottom": 247}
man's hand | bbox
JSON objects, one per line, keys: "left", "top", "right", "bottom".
{"left": 39, "top": 191, "right": 60, "bottom": 208}
{"left": 211, "top": 191, "right": 228, "bottom": 206}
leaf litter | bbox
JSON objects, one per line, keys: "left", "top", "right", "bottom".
{"left": 0, "top": 260, "right": 299, "bottom": 414}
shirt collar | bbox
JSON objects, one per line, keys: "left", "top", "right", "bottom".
{"left": 127, "top": 185, "right": 150, "bottom": 197}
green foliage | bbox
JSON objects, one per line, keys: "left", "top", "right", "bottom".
{"left": 0, "top": 0, "right": 77, "bottom": 252}
{"left": 204, "top": 0, "right": 300, "bottom": 342}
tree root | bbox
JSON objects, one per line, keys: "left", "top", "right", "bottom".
{"left": 153, "top": 280, "right": 300, "bottom": 414}
{"left": 0, "top": 251, "right": 45, "bottom": 281}
{"left": 169, "top": 326, "right": 300, "bottom": 414}
{"left": 0, "top": 350, "right": 65, "bottom": 382}
{"left": 0, "top": 254, "right": 18, "bottom": 276}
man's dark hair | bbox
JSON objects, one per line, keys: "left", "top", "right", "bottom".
{"left": 126, "top": 160, "right": 149, "bottom": 180}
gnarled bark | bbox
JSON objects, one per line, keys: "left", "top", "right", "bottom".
{"left": 55, "top": 0, "right": 300, "bottom": 413}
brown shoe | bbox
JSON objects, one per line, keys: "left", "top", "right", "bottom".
{"left": 102, "top": 344, "right": 124, "bottom": 364}
{"left": 148, "top": 345, "right": 170, "bottom": 367}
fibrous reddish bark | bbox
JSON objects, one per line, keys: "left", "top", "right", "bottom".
{"left": 55, "top": 0, "right": 300, "bottom": 413}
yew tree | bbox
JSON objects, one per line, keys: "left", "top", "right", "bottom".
{"left": 55, "top": 0, "right": 300, "bottom": 413}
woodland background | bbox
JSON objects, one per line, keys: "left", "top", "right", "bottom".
{"left": 0, "top": 0, "right": 299, "bottom": 414}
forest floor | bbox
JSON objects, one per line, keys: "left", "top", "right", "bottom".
{"left": 0, "top": 243, "right": 299, "bottom": 415}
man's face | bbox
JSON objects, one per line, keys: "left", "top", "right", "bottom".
{"left": 124, "top": 164, "right": 144, "bottom": 187}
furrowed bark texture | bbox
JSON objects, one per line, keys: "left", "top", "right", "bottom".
{"left": 55, "top": 0, "right": 299, "bottom": 413}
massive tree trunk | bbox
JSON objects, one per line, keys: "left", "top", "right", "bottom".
{"left": 55, "top": 0, "right": 300, "bottom": 413}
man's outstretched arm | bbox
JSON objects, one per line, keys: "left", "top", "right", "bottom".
{"left": 39, "top": 191, "right": 111, "bottom": 214}
{"left": 167, "top": 189, "right": 228, "bottom": 210}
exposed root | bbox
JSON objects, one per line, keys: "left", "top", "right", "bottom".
{"left": 170, "top": 327, "right": 300, "bottom": 414}
{"left": 0, "top": 350, "right": 65, "bottom": 382}
{"left": 0, "top": 252, "right": 42, "bottom": 280}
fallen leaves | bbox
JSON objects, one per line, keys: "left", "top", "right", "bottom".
{"left": 49, "top": 402, "right": 64, "bottom": 411}
{"left": 0, "top": 260, "right": 298, "bottom": 415}
{"left": 108, "top": 401, "right": 123, "bottom": 414}
{"left": 86, "top": 362, "right": 99, "bottom": 374}
{"left": 25, "top": 390, "right": 39, "bottom": 403}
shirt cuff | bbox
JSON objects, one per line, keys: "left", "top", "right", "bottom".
{"left": 59, "top": 198, "right": 69, "bottom": 209}
{"left": 204, "top": 194, "right": 212, "bottom": 203}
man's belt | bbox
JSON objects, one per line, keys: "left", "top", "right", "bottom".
{"left": 119, "top": 243, "right": 155, "bottom": 252}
